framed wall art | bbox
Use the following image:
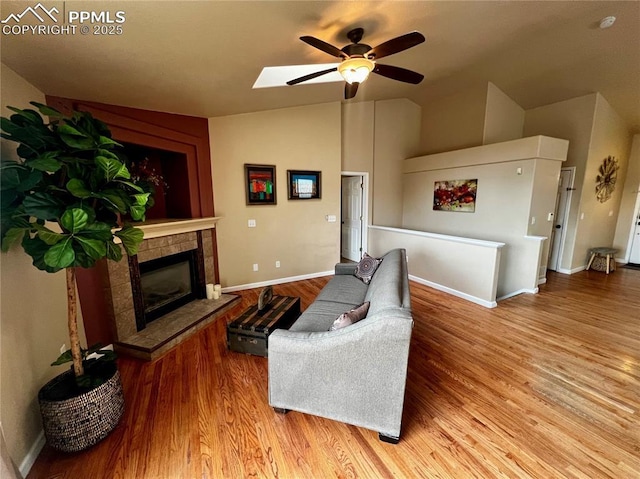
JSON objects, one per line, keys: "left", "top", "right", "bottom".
{"left": 433, "top": 179, "right": 477, "bottom": 212}
{"left": 245, "top": 164, "right": 276, "bottom": 205}
{"left": 287, "top": 170, "right": 321, "bottom": 200}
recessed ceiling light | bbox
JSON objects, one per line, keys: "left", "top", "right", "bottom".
{"left": 599, "top": 16, "right": 616, "bottom": 29}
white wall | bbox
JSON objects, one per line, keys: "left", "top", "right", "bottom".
{"left": 614, "top": 134, "right": 640, "bottom": 260}
{"left": 209, "top": 102, "right": 342, "bottom": 288}
{"left": 483, "top": 82, "right": 525, "bottom": 145}
{"left": 573, "top": 94, "right": 632, "bottom": 267}
{"left": 524, "top": 94, "right": 598, "bottom": 271}
{"left": 0, "top": 64, "right": 87, "bottom": 474}
{"left": 372, "top": 99, "right": 421, "bottom": 227}
{"left": 402, "top": 136, "right": 567, "bottom": 298}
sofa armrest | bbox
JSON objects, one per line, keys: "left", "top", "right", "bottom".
{"left": 268, "top": 313, "right": 413, "bottom": 437}
{"left": 335, "top": 262, "right": 358, "bottom": 275}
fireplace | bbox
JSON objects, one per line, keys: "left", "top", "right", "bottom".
{"left": 127, "top": 229, "right": 208, "bottom": 333}
{"left": 139, "top": 250, "right": 200, "bottom": 324}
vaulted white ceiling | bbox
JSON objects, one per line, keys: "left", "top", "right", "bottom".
{"left": 2, "top": 1, "right": 639, "bottom": 132}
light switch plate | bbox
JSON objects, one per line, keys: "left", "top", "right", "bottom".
{"left": 248, "top": 219, "right": 256, "bottom": 228}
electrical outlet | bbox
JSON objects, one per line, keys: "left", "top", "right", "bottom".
{"left": 275, "top": 261, "right": 281, "bottom": 268}
{"left": 531, "top": 216, "right": 536, "bottom": 225}
{"left": 248, "top": 219, "right": 256, "bottom": 228}
{"left": 253, "top": 263, "right": 259, "bottom": 272}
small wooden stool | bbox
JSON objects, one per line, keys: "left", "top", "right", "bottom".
{"left": 586, "top": 247, "right": 618, "bottom": 274}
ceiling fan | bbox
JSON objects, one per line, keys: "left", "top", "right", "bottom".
{"left": 287, "top": 27, "right": 426, "bottom": 100}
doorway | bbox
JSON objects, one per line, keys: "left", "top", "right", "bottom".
{"left": 340, "top": 172, "right": 368, "bottom": 262}
{"left": 548, "top": 167, "right": 575, "bottom": 271}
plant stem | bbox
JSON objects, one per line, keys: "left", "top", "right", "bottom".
{"left": 66, "top": 267, "right": 84, "bottom": 377}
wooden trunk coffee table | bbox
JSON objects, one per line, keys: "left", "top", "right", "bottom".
{"left": 227, "top": 296, "right": 300, "bottom": 357}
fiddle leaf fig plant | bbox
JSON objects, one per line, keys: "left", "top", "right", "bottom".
{"left": 0, "top": 102, "right": 152, "bottom": 386}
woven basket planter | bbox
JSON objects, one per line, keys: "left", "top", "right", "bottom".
{"left": 38, "top": 366, "right": 124, "bottom": 453}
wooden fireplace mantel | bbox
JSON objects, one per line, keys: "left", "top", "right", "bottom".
{"left": 115, "top": 217, "right": 222, "bottom": 242}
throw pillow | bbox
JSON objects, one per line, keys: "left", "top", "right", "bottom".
{"left": 354, "top": 253, "right": 382, "bottom": 284}
{"left": 329, "top": 302, "right": 370, "bottom": 331}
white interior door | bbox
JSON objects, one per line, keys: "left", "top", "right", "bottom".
{"left": 630, "top": 210, "right": 640, "bottom": 264}
{"left": 548, "top": 168, "right": 574, "bottom": 271}
{"left": 341, "top": 176, "right": 363, "bottom": 261}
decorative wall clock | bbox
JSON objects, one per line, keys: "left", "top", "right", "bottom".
{"left": 595, "top": 156, "right": 619, "bottom": 203}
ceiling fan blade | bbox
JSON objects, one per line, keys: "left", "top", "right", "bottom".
{"left": 373, "top": 63, "right": 424, "bottom": 84}
{"left": 287, "top": 67, "right": 338, "bottom": 86}
{"left": 345, "top": 82, "right": 359, "bottom": 100}
{"left": 367, "top": 31, "right": 425, "bottom": 60}
{"left": 300, "top": 36, "right": 345, "bottom": 58}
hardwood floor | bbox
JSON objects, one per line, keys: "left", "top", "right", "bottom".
{"left": 28, "top": 269, "right": 640, "bottom": 478}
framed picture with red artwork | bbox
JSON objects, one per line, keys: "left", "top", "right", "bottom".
{"left": 245, "top": 164, "right": 276, "bottom": 205}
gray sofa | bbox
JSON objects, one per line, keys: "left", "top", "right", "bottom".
{"left": 268, "top": 248, "right": 413, "bottom": 443}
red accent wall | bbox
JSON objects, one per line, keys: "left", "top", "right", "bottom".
{"left": 46, "top": 96, "right": 220, "bottom": 346}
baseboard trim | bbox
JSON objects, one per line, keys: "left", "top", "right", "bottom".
{"left": 19, "top": 430, "right": 45, "bottom": 477}
{"left": 538, "top": 277, "right": 547, "bottom": 285}
{"left": 497, "top": 288, "right": 539, "bottom": 301}
{"left": 408, "top": 275, "right": 497, "bottom": 308}
{"left": 556, "top": 265, "right": 586, "bottom": 275}
{"left": 222, "top": 271, "right": 334, "bottom": 293}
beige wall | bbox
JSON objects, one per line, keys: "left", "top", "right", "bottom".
{"left": 417, "top": 81, "right": 487, "bottom": 155}
{"left": 524, "top": 94, "right": 598, "bottom": 271}
{"left": 372, "top": 99, "right": 421, "bottom": 227}
{"left": 342, "top": 101, "right": 374, "bottom": 173}
{"left": 614, "top": 134, "right": 640, "bottom": 259}
{"left": 573, "top": 94, "right": 632, "bottom": 267}
{"left": 0, "top": 64, "right": 87, "bottom": 470}
{"left": 483, "top": 82, "right": 524, "bottom": 145}
{"left": 402, "top": 136, "right": 566, "bottom": 297}
{"left": 209, "top": 102, "right": 342, "bottom": 287}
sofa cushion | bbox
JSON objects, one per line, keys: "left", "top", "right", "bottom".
{"left": 364, "top": 249, "right": 404, "bottom": 315}
{"left": 289, "top": 299, "right": 363, "bottom": 332}
{"left": 354, "top": 253, "right": 382, "bottom": 284}
{"left": 315, "top": 274, "right": 367, "bottom": 305}
{"left": 329, "top": 302, "right": 370, "bottom": 331}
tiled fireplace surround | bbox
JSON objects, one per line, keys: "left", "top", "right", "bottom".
{"left": 101, "top": 219, "right": 240, "bottom": 360}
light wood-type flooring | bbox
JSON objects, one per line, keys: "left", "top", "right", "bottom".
{"left": 28, "top": 269, "right": 640, "bottom": 478}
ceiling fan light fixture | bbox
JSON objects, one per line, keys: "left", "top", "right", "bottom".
{"left": 338, "top": 57, "right": 375, "bottom": 84}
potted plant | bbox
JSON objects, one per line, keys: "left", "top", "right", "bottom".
{"left": 0, "top": 102, "right": 152, "bottom": 452}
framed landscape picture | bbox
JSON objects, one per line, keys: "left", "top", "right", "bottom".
{"left": 245, "top": 164, "right": 276, "bottom": 205}
{"left": 287, "top": 170, "right": 321, "bottom": 200}
{"left": 433, "top": 179, "right": 477, "bottom": 212}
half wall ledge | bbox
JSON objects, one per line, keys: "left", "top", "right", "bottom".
{"left": 367, "top": 225, "right": 504, "bottom": 308}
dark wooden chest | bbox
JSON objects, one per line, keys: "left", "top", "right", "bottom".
{"left": 227, "top": 296, "right": 300, "bottom": 357}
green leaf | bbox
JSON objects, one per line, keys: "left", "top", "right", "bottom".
{"left": 77, "top": 222, "right": 113, "bottom": 241}
{"left": 26, "top": 152, "right": 61, "bottom": 172}
{"left": 15, "top": 170, "right": 43, "bottom": 192}
{"left": 22, "top": 235, "right": 58, "bottom": 272}
{"left": 133, "top": 193, "right": 150, "bottom": 206}
{"left": 97, "top": 149, "right": 120, "bottom": 160}
{"left": 51, "top": 349, "right": 73, "bottom": 366}
{"left": 74, "top": 236, "right": 106, "bottom": 260}
{"left": 94, "top": 190, "right": 127, "bottom": 213}
{"left": 23, "top": 192, "right": 64, "bottom": 220}
{"left": 43, "top": 238, "right": 75, "bottom": 269}
{"left": 30, "top": 101, "right": 63, "bottom": 118}
{"left": 115, "top": 162, "right": 130, "bottom": 179}
{"left": 35, "top": 225, "right": 66, "bottom": 245}
{"left": 60, "top": 208, "right": 89, "bottom": 233}
{"left": 58, "top": 123, "right": 95, "bottom": 149}
{"left": 97, "top": 136, "right": 122, "bottom": 148}
{"left": 1, "top": 227, "right": 25, "bottom": 252}
{"left": 7, "top": 107, "right": 43, "bottom": 125}
{"left": 96, "top": 156, "right": 125, "bottom": 182}
{"left": 66, "top": 178, "right": 91, "bottom": 198}
{"left": 116, "top": 180, "right": 144, "bottom": 193}
{"left": 129, "top": 205, "right": 146, "bottom": 221}
{"left": 105, "top": 241, "right": 123, "bottom": 261}
{"left": 115, "top": 225, "right": 144, "bottom": 256}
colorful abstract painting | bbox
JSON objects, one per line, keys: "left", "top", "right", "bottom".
{"left": 433, "top": 179, "right": 477, "bottom": 212}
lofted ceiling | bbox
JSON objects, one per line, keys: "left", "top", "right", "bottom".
{"left": 1, "top": 1, "right": 639, "bottom": 133}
